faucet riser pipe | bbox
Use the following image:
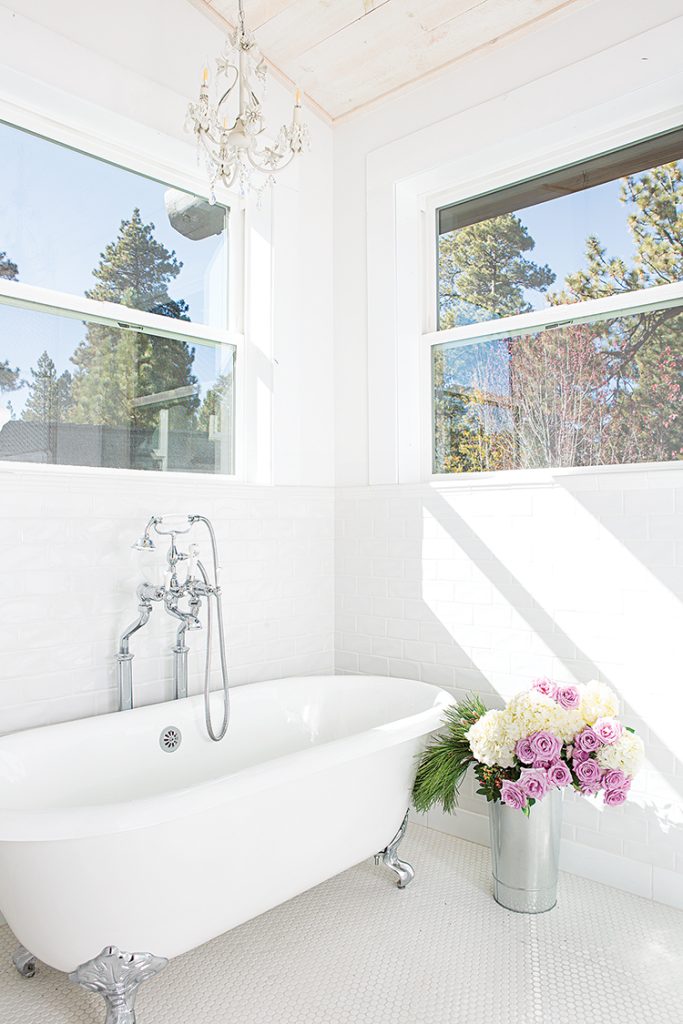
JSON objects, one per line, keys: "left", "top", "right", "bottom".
{"left": 117, "top": 654, "right": 134, "bottom": 712}
{"left": 173, "top": 644, "right": 189, "bottom": 701}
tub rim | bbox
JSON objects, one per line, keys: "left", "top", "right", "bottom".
{"left": 0, "top": 675, "right": 454, "bottom": 842}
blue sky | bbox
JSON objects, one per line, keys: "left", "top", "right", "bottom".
{"left": 0, "top": 121, "right": 228, "bottom": 414}
{"left": 438, "top": 163, "right": 660, "bottom": 326}
{"left": 520, "top": 178, "right": 633, "bottom": 298}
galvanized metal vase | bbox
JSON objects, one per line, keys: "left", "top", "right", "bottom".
{"left": 488, "top": 788, "right": 562, "bottom": 913}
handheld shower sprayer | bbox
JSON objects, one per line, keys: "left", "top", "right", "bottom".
{"left": 120, "top": 513, "right": 231, "bottom": 742}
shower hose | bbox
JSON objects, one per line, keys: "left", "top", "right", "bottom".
{"left": 193, "top": 515, "right": 231, "bottom": 742}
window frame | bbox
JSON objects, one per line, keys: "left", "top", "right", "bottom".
{"left": 421, "top": 133, "right": 683, "bottom": 482}
{"left": 0, "top": 105, "right": 247, "bottom": 482}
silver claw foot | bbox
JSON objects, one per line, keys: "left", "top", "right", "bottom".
{"left": 13, "top": 946, "right": 37, "bottom": 978}
{"left": 374, "top": 810, "right": 415, "bottom": 889}
{"left": 69, "top": 946, "right": 168, "bottom": 1024}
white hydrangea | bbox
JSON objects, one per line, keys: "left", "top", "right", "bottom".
{"left": 581, "top": 680, "right": 619, "bottom": 726}
{"left": 466, "top": 709, "right": 516, "bottom": 768}
{"left": 596, "top": 730, "right": 645, "bottom": 776}
{"left": 466, "top": 681, "right": 633, "bottom": 770}
{"left": 505, "top": 690, "right": 583, "bottom": 744}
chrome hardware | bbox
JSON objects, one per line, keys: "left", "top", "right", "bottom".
{"left": 374, "top": 811, "right": 415, "bottom": 889}
{"left": 12, "top": 946, "right": 37, "bottom": 978}
{"left": 116, "top": 584, "right": 164, "bottom": 713}
{"left": 117, "top": 514, "right": 231, "bottom": 742}
{"left": 159, "top": 726, "right": 182, "bottom": 752}
{"left": 70, "top": 945, "right": 168, "bottom": 1024}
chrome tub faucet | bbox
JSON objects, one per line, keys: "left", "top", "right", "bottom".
{"left": 116, "top": 514, "right": 231, "bottom": 742}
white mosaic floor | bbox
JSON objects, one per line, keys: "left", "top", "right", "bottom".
{"left": 1, "top": 824, "right": 682, "bottom": 1024}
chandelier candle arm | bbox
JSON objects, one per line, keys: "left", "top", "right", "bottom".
{"left": 186, "top": 0, "right": 309, "bottom": 199}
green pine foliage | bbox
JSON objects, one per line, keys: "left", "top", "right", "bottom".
{"left": 0, "top": 360, "right": 21, "bottom": 395}
{"left": 0, "top": 249, "right": 18, "bottom": 281}
{"left": 22, "top": 351, "right": 72, "bottom": 423}
{"left": 412, "top": 695, "right": 488, "bottom": 814}
{"left": 436, "top": 161, "right": 683, "bottom": 472}
{"left": 68, "top": 209, "right": 199, "bottom": 429}
{"left": 438, "top": 213, "right": 555, "bottom": 329}
{"left": 0, "top": 249, "right": 21, "bottom": 396}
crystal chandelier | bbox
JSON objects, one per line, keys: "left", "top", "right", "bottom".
{"left": 186, "top": 0, "right": 309, "bottom": 201}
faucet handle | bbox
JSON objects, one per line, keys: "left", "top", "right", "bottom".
{"left": 137, "top": 582, "right": 165, "bottom": 604}
{"left": 188, "top": 543, "right": 200, "bottom": 580}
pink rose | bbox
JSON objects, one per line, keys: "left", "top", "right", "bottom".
{"left": 572, "top": 748, "right": 590, "bottom": 764}
{"left": 515, "top": 737, "right": 535, "bottom": 765}
{"left": 603, "top": 769, "right": 629, "bottom": 792}
{"left": 530, "top": 730, "right": 562, "bottom": 762}
{"left": 594, "top": 717, "right": 623, "bottom": 746}
{"left": 575, "top": 727, "right": 601, "bottom": 753}
{"left": 501, "top": 780, "right": 526, "bottom": 811}
{"left": 547, "top": 761, "right": 572, "bottom": 788}
{"left": 555, "top": 685, "right": 581, "bottom": 709}
{"left": 575, "top": 758, "right": 601, "bottom": 786}
{"left": 604, "top": 788, "right": 628, "bottom": 806}
{"left": 518, "top": 768, "right": 548, "bottom": 801}
{"left": 532, "top": 677, "right": 557, "bottom": 698}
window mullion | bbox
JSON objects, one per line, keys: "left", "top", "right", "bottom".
{"left": 0, "top": 279, "right": 238, "bottom": 349}
{"left": 424, "top": 280, "right": 683, "bottom": 350}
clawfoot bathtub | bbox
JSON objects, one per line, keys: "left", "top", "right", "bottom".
{"left": 0, "top": 674, "right": 451, "bottom": 1022}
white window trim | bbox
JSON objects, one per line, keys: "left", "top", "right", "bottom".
{"left": 366, "top": 77, "right": 683, "bottom": 486}
{"left": 421, "top": 280, "right": 683, "bottom": 482}
{"left": 422, "top": 156, "right": 683, "bottom": 481}
{"left": 0, "top": 98, "right": 264, "bottom": 483}
{"left": 362, "top": 7, "right": 683, "bottom": 488}
{"left": 0, "top": 279, "right": 245, "bottom": 480}
{"left": 0, "top": 279, "right": 241, "bottom": 349}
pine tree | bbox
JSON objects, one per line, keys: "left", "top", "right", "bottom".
{"left": 68, "top": 209, "right": 198, "bottom": 427}
{"left": 438, "top": 213, "right": 555, "bottom": 328}
{"left": 0, "top": 360, "right": 21, "bottom": 395}
{"left": 0, "top": 249, "right": 21, "bottom": 395}
{"left": 435, "top": 214, "right": 555, "bottom": 469}
{"left": 198, "top": 370, "right": 234, "bottom": 432}
{"left": 22, "top": 351, "right": 72, "bottom": 423}
{"left": 0, "top": 250, "right": 18, "bottom": 280}
{"left": 553, "top": 161, "right": 683, "bottom": 462}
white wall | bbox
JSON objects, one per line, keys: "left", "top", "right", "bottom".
{"left": 333, "top": 0, "right": 683, "bottom": 907}
{"left": 335, "top": 469, "right": 683, "bottom": 906}
{"left": 334, "top": 0, "right": 683, "bottom": 487}
{"left": 1, "top": 466, "right": 334, "bottom": 732}
{"left": 1, "top": 0, "right": 683, "bottom": 910}
{"left": 0, "top": 0, "right": 336, "bottom": 731}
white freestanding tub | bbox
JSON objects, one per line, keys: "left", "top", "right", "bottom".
{"left": 0, "top": 674, "right": 451, "bottom": 976}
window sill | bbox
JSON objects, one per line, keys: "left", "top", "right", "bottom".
{"left": 428, "top": 460, "right": 683, "bottom": 491}
{"left": 0, "top": 460, "right": 246, "bottom": 487}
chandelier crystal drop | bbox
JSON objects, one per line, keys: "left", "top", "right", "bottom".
{"left": 186, "top": 0, "right": 309, "bottom": 201}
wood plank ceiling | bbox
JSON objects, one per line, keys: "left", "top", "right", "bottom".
{"left": 190, "top": 0, "right": 586, "bottom": 121}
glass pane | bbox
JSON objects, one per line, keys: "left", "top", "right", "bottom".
{"left": 0, "top": 305, "right": 235, "bottom": 474}
{"left": 0, "top": 120, "right": 228, "bottom": 328}
{"left": 433, "top": 302, "right": 683, "bottom": 473}
{"left": 437, "top": 134, "right": 683, "bottom": 329}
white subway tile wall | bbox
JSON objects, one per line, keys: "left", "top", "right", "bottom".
{"left": 0, "top": 468, "right": 334, "bottom": 734}
{"left": 2, "top": 463, "right": 682, "bottom": 906}
{"left": 335, "top": 467, "right": 683, "bottom": 908}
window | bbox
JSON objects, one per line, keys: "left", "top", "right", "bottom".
{"left": 431, "top": 128, "right": 683, "bottom": 474}
{"left": 0, "top": 120, "right": 240, "bottom": 475}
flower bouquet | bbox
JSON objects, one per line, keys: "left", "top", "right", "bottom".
{"left": 413, "top": 678, "right": 644, "bottom": 816}
{"left": 412, "top": 678, "right": 645, "bottom": 912}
